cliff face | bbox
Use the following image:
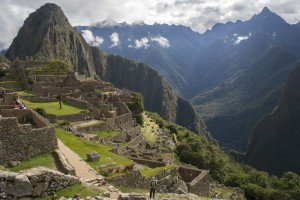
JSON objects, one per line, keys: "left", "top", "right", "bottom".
{"left": 5, "top": 3, "right": 205, "bottom": 135}
{"left": 246, "top": 61, "right": 300, "bottom": 176}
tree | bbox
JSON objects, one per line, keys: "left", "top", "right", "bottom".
{"left": 44, "top": 60, "right": 71, "bottom": 85}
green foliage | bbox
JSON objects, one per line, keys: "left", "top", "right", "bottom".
{"left": 44, "top": 59, "right": 71, "bottom": 75}
{"left": 139, "top": 165, "right": 174, "bottom": 178}
{"left": 91, "top": 130, "right": 120, "bottom": 138}
{"left": 34, "top": 107, "right": 47, "bottom": 117}
{"left": 147, "top": 111, "right": 300, "bottom": 200}
{"left": 125, "top": 92, "right": 144, "bottom": 125}
{"left": 57, "top": 120, "right": 71, "bottom": 126}
{"left": 7, "top": 153, "right": 55, "bottom": 172}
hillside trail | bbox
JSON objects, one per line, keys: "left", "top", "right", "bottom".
{"left": 57, "top": 139, "right": 120, "bottom": 199}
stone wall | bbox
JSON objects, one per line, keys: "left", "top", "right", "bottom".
{"left": 0, "top": 109, "right": 57, "bottom": 165}
{"left": 127, "top": 134, "right": 144, "bottom": 148}
{"left": 116, "top": 113, "right": 134, "bottom": 130}
{"left": 64, "top": 96, "right": 89, "bottom": 109}
{"left": 76, "top": 121, "right": 107, "bottom": 132}
{"left": 22, "top": 96, "right": 57, "bottom": 103}
{"left": 126, "top": 126, "right": 141, "bottom": 140}
{"left": 53, "top": 150, "right": 75, "bottom": 175}
{"left": 0, "top": 167, "right": 79, "bottom": 199}
{"left": 189, "top": 170, "right": 210, "bottom": 197}
{"left": 127, "top": 157, "right": 166, "bottom": 168}
{"left": 56, "top": 113, "right": 91, "bottom": 122}
{"left": 178, "top": 166, "right": 201, "bottom": 183}
{"left": 112, "top": 165, "right": 210, "bottom": 196}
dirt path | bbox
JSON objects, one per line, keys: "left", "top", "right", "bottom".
{"left": 57, "top": 139, "right": 100, "bottom": 179}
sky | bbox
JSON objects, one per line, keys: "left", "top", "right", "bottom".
{"left": 1, "top": 0, "right": 300, "bottom": 50}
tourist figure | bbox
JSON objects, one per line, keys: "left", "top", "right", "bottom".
{"left": 72, "top": 194, "right": 80, "bottom": 200}
{"left": 213, "top": 192, "right": 218, "bottom": 199}
{"left": 149, "top": 177, "right": 157, "bottom": 199}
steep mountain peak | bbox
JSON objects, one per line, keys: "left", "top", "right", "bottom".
{"left": 250, "top": 6, "right": 287, "bottom": 25}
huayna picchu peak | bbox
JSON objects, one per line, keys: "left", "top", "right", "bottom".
{"left": 5, "top": 3, "right": 206, "bottom": 136}
{"left": 2, "top": 2, "right": 300, "bottom": 200}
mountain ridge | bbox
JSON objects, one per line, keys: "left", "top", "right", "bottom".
{"left": 5, "top": 3, "right": 206, "bottom": 135}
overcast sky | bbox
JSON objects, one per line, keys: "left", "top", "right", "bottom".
{"left": 1, "top": 0, "right": 300, "bottom": 50}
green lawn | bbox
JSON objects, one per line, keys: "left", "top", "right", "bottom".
{"left": 7, "top": 153, "right": 56, "bottom": 172}
{"left": 91, "top": 130, "right": 120, "bottom": 138}
{"left": 36, "top": 183, "right": 104, "bottom": 200}
{"left": 139, "top": 164, "right": 174, "bottom": 178}
{"left": 56, "top": 129, "right": 134, "bottom": 170}
{"left": 21, "top": 99, "right": 87, "bottom": 116}
{"left": 16, "top": 90, "right": 34, "bottom": 97}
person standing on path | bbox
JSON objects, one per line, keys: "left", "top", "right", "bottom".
{"left": 150, "top": 177, "right": 157, "bottom": 199}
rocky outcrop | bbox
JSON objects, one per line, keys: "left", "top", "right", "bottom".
{"left": 5, "top": 3, "right": 205, "bottom": 135}
{"left": 0, "top": 167, "right": 79, "bottom": 199}
{"left": 246, "top": 61, "right": 300, "bottom": 176}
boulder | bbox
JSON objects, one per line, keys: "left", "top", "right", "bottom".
{"left": 177, "top": 180, "right": 188, "bottom": 194}
{"left": 87, "top": 151, "right": 100, "bottom": 162}
{"left": 5, "top": 174, "right": 32, "bottom": 197}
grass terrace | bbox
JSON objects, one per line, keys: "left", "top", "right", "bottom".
{"left": 141, "top": 112, "right": 159, "bottom": 143}
{"left": 21, "top": 99, "right": 87, "bottom": 116}
{"left": 7, "top": 153, "right": 56, "bottom": 172}
{"left": 36, "top": 183, "right": 103, "bottom": 200}
{"left": 56, "top": 129, "right": 134, "bottom": 170}
{"left": 91, "top": 130, "right": 120, "bottom": 138}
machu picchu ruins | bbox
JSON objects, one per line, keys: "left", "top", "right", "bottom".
{"left": 0, "top": 58, "right": 216, "bottom": 199}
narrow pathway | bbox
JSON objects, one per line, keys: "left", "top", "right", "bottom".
{"left": 57, "top": 139, "right": 100, "bottom": 179}
{"left": 57, "top": 139, "right": 120, "bottom": 199}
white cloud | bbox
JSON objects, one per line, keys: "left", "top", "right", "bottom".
{"left": 81, "top": 29, "right": 104, "bottom": 46}
{"left": 150, "top": 36, "right": 170, "bottom": 48}
{"left": 109, "top": 32, "right": 120, "bottom": 48}
{"left": 234, "top": 35, "right": 249, "bottom": 44}
{"left": 129, "top": 37, "right": 150, "bottom": 49}
{"left": 1, "top": 1, "right": 300, "bottom": 49}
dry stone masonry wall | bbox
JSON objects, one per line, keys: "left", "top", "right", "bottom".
{"left": 0, "top": 167, "right": 79, "bottom": 199}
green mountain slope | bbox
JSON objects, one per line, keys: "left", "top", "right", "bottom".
{"left": 246, "top": 61, "right": 300, "bottom": 176}
{"left": 5, "top": 3, "right": 205, "bottom": 135}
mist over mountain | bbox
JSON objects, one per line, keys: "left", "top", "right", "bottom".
{"left": 5, "top": 3, "right": 206, "bottom": 135}
{"left": 79, "top": 7, "right": 300, "bottom": 151}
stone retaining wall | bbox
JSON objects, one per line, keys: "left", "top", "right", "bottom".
{"left": 189, "top": 170, "right": 210, "bottom": 197}
{"left": 22, "top": 96, "right": 57, "bottom": 103}
{"left": 0, "top": 109, "right": 57, "bottom": 165}
{"left": 64, "top": 96, "right": 89, "bottom": 109}
{"left": 0, "top": 167, "right": 79, "bottom": 199}
{"left": 53, "top": 150, "right": 75, "bottom": 175}
{"left": 56, "top": 113, "right": 91, "bottom": 122}
{"left": 127, "top": 157, "right": 166, "bottom": 168}
{"left": 127, "top": 134, "right": 144, "bottom": 148}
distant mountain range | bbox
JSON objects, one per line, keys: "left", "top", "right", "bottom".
{"left": 5, "top": 3, "right": 206, "bottom": 136}
{"left": 77, "top": 7, "right": 300, "bottom": 151}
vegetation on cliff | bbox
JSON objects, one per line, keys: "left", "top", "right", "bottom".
{"left": 147, "top": 112, "right": 300, "bottom": 199}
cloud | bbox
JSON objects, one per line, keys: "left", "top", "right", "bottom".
{"left": 81, "top": 30, "right": 104, "bottom": 46}
{"left": 1, "top": 0, "right": 300, "bottom": 49}
{"left": 234, "top": 35, "right": 249, "bottom": 44}
{"left": 150, "top": 36, "right": 170, "bottom": 48}
{"left": 129, "top": 37, "right": 150, "bottom": 49}
{"left": 109, "top": 32, "right": 120, "bottom": 48}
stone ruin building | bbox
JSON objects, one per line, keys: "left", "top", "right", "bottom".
{"left": 0, "top": 93, "right": 58, "bottom": 165}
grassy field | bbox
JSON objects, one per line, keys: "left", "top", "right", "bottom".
{"left": 21, "top": 99, "right": 87, "bottom": 116}
{"left": 36, "top": 183, "right": 103, "bottom": 200}
{"left": 7, "top": 153, "right": 56, "bottom": 172}
{"left": 91, "top": 130, "right": 120, "bottom": 138}
{"left": 16, "top": 90, "right": 34, "bottom": 97}
{"left": 141, "top": 112, "right": 159, "bottom": 143}
{"left": 139, "top": 164, "right": 175, "bottom": 178}
{"left": 56, "top": 129, "right": 134, "bottom": 170}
